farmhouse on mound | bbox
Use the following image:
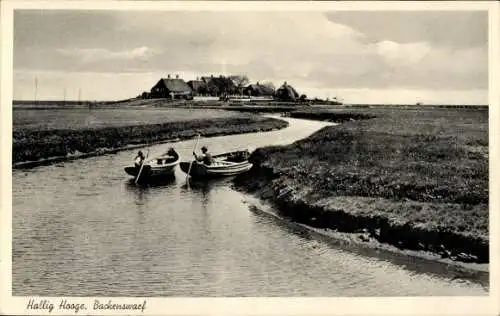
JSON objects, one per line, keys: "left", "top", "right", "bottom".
{"left": 275, "top": 81, "right": 299, "bottom": 101}
{"left": 150, "top": 75, "right": 192, "bottom": 99}
{"left": 243, "top": 82, "right": 275, "bottom": 97}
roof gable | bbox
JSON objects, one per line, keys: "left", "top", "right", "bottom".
{"left": 158, "top": 78, "right": 192, "bottom": 93}
{"left": 244, "top": 83, "right": 275, "bottom": 95}
{"left": 277, "top": 83, "right": 299, "bottom": 99}
{"left": 187, "top": 80, "right": 207, "bottom": 90}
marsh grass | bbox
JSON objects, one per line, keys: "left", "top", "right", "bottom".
{"left": 241, "top": 107, "right": 489, "bottom": 260}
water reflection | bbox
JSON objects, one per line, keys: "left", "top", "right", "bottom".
{"left": 184, "top": 177, "right": 232, "bottom": 195}
{"left": 125, "top": 175, "right": 177, "bottom": 189}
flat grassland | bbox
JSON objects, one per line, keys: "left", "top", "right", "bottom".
{"left": 235, "top": 107, "right": 489, "bottom": 264}
{"left": 13, "top": 108, "right": 239, "bottom": 131}
{"left": 13, "top": 107, "right": 287, "bottom": 164}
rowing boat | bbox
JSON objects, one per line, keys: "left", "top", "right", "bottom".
{"left": 125, "top": 148, "right": 180, "bottom": 182}
{"left": 179, "top": 150, "right": 253, "bottom": 179}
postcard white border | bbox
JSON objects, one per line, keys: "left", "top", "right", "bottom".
{"left": 1, "top": 1, "right": 499, "bottom": 315}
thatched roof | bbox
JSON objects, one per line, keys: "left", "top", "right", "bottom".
{"left": 152, "top": 78, "right": 192, "bottom": 94}
{"left": 276, "top": 82, "right": 299, "bottom": 101}
{"left": 187, "top": 80, "right": 207, "bottom": 91}
{"left": 243, "top": 83, "right": 275, "bottom": 96}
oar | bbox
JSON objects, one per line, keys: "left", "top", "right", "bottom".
{"left": 135, "top": 149, "right": 149, "bottom": 185}
{"left": 186, "top": 134, "right": 201, "bottom": 182}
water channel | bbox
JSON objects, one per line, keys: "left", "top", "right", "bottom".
{"left": 12, "top": 117, "right": 487, "bottom": 296}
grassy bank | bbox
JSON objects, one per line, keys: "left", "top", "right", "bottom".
{"left": 288, "top": 109, "right": 376, "bottom": 122}
{"left": 13, "top": 107, "right": 240, "bottom": 131}
{"left": 13, "top": 111, "right": 288, "bottom": 166}
{"left": 234, "top": 107, "right": 489, "bottom": 264}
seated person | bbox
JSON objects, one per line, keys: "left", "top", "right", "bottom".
{"left": 158, "top": 148, "right": 179, "bottom": 164}
{"left": 165, "top": 147, "right": 179, "bottom": 161}
{"left": 134, "top": 151, "right": 145, "bottom": 167}
{"left": 193, "top": 146, "right": 215, "bottom": 165}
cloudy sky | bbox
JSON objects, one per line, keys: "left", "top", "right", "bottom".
{"left": 13, "top": 10, "right": 488, "bottom": 104}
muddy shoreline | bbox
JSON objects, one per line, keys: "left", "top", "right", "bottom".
{"left": 233, "top": 164, "right": 489, "bottom": 283}
{"left": 239, "top": 194, "right": 488, "bottom": 287}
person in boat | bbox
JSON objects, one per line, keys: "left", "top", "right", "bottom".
{"left": 165, "top": 147, "right": 179, "bottom": 160}
{"left": 193, "top": 146, "right": 215, "bottom": 165}
{"left": 157, "top": 147, "right": 179, "bottom": 165}
{"left": 134, "top": 151, "right": 145, "bottom": 168}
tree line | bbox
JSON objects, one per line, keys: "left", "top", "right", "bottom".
{"left": 192, "top": 75, "right": 276, "bottom": 96}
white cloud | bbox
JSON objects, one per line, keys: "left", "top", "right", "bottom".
{"left": 114, "top": 11, "right": 367, "bottom": 71}
{"left": 13, "top": 11, "right": 488, "bottom": 103}
{"left": 113, "top": 11, "right": 485, "bottom": 91}
{"left": 375, "top": 40, "right": 431, "bottom": 67}
{"left": 418, "top": 46, "right": 487, "bottom": 75}
{"left": 56, "top": 46, "right": 157, "bottom": 63}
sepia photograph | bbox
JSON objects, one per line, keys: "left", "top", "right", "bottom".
{"left": 1, "top": 1, "right": 498, "bottom": 315}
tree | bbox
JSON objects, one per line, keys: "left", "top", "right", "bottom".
{"left": 229, "top": 75, "right": 250, "bottom": 95}
{"left": 197, "top": 85, "right": 209, "bottom": 96}
{"left": 206, "top": 81, "right": 220, "bottom": 96}
{"left": 219, "top": 77, "right": 236, "bottom": 95}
